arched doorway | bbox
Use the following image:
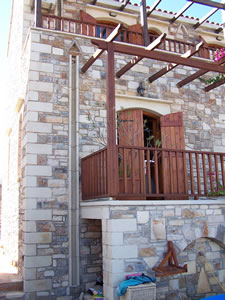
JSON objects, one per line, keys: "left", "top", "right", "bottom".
{"left": 117, "top": 109, "right": 187, "bottom": 199}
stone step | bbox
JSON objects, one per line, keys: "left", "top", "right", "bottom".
{"left": 0, "top": 291, "right": 24, "bottom": 300}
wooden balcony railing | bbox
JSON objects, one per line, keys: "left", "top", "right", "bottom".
{"left": 81, "top": 146, "right": 225, "bottom": 200}
{"left": 41, "top": 14, "right": 216, "bottom": 60}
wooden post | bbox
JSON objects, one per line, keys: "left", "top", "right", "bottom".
{"left": 106, "top": 43, "right": 118, "bottom": 198}
{"left": 35, "top": 0, "right": 42, "bottom": 27}
{"left": 140, "top": 0, "right": 150, "bottom": 46}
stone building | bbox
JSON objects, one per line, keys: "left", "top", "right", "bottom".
{"left": 2, "top": 0, "right": 225, "bottom": 299}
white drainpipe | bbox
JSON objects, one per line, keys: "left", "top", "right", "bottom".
{"left": 69, "top": 54, "right": 80, "bottom": 286}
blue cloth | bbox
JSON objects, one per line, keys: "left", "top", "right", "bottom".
{"left": 201, "top": 295, "right": 225, "bottom": 300}
{"left": 116, "top": 275, "right": 156, "bottom": 296}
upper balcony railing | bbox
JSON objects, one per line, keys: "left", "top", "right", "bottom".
{"left": 41, "top": 14, "right": 216, "bottom": 60}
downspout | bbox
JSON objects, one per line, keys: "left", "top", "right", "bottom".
{"left": 69, "top": 54, "right": 80, "bottom": 286}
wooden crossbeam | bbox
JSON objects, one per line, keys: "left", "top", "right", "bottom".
{"left": 170, "top": 2, "right": 193, "bottom": 24}
{"left": 205, "top": 77, "right": 225, "bottom": 91}
{"left": 92, "top": 40, "right": 225, "bottom": 74}
{"left": 177, "top": 55, "right": 225, "bottom": 88}
{"left": 193, "top": 7, "right": 219, "bottom": 29}
{"left": 153, "top": 241, "right": 187, "bottom": 277}
{"left": 116, "top": 33, "right": 166, "bottom": 78}
{"left": 147, "top": 0, "right": 161, "bottom": 17}
{"left": 81, "top": 24, "right": 122, "bottom": 73}
{"left": 119, "top": 0, "right": 130, "bottom": 11}
{"left": 187, "top": 0, "right": 225, "bottom": 9}
{"left": 92, "top": 0, "right": 97, "bottom": 4}
{"left": 215, "top": 26, "right": 223, "bottom": 33}
{"left": 148, "top": 41, "right": 203, "bottom": 83}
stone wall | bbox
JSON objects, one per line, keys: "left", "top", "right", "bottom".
{"left": 81, "top": 200, "right": 225, "bottom": 300}
{"left": 21, "top": 29, "right": 72, "bottom": 298}
{"left": 80, "top": 219, "right": 102, "bottom": 290}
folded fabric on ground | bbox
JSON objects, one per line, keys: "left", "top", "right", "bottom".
{"left": 116, "top": 274, "right": 156, "bottom": 296}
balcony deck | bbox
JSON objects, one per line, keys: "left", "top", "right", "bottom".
{"left": 81, "top": 146, "right": 225, "bottom": 200}
{"left": 41, "top": 14, "right": 216, "bottom": 60}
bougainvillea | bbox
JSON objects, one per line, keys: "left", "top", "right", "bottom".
{"left": 200, "top": 48, "right": 225, "bottom": 85}
{"left": 214, "top": 48, "right": 225, "bottom": 62}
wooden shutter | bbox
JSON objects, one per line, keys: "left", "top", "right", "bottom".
{"left": 160, "top": 112, "right": 188, "bottom": 198}
{"left": 128, "top": 24, "right": 143, "bottom": 45}
{"left": 80, "top": 11, "right": 96, "bottom": 36}
{"left": 118, "top": 109, "right": 145, "bottom": 198}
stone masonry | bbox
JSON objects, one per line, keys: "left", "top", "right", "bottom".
{"left": 2, "top": 0, "right": 225, "bottom": 299}
{"left": 81, "top": 200, "right": 225, "bottom": 300}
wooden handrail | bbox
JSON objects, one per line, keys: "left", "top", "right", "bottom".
{"left": 81, "top": 146, "right": 225, "bottom": 200}
{"left": 41, "top": 14, "right": 216, "bottom": 60}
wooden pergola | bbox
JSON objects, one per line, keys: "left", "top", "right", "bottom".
{"left": 79, "top": 0, "right": 225, "bottom": 196}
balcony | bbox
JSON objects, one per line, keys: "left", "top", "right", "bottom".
{"left": 41, "top": 14, "right": 216, "bottom": 60}
{"left": 81, "top": 146, "right": 225, "bottom": 200}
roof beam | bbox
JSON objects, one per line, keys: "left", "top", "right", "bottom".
{"left": 81, "top": 24, "right": 122, "bottom": 73}
{"left": 177, "top": 55, "right": 225, "bottom": 88}
{"left": 205, "top": 77, "right": 225, "bottom": 91}
{"left": 170, "top": 2, "right": 193, "bottom": 24}
{"left": 116, "top": 33, "right": 166, "bottom": 78}
{"left": 187, "top": 0, "right": 225, "bottom": 9}
{"left": 92, "top": 40, "right": 225, "bottom": 74}
{"left": 148, "top": 41, "right": 203, "bottom": 83}
{"left": 119, "top": 0, "right": 130, "bottom": 11}
{"left": 215, "top": 25, "right": 224, "bottom": 33}
{"left": 147, "top": 0, "right": 161, "bottom": 17}
{"left": 193, "top": 7, "right": 219, "bottom": 29}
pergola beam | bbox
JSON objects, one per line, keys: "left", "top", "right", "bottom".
{"left": 177, "top": 55, "right": 225, "bottom": 88}
{"left": 187, "top": 0, "right": 225, "bottom": 9}
{"left": 81, "top": 24, "right": 122, "bottom": 73}
{"left": 92, "top": 40, "right": 225, "bottom": 74}
{"left": 119, "top": 0, "right": 130, "bottom": 11}
{"left": 147, "top": 0, "right": 161, "bottom": 17}
{"left": 148, "top": 41, "right": 203, "bottom": 83}
{"left": 205, "top": 77, "right": 225, "bottom": 91}
{"left": 193, "top": 7, "right": 219, "bottom": 29}
{"left": 116, "top": 33, "right": 166, "bottom": 78}
{"left": 215, "top": 26, "right": 223, "bottom": 33}
{"left": 170, "top": 2, "right": 193, "bottom": 24}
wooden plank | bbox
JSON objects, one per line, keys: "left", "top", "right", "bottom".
{"left": 196, "top": 153, "right": 201, "bottom": 195}
{"left": 215, "top": 154, "right": 219, "bottom": 190}
{"left": 189, "top": 152, "right": 194, "bottom": 194}
{"left": 208, "top": 154, "right": 214, "bottom": 192}
{"left": 148, "top": 41, "right": 203, "bottom": 83}
{"left": 140, "top": 0, "right": 150, "bottom": 46}
{"left": 154, "top": 150, "right": 159, "bottom": 194}
{"left": 35, "top": 0, "right": 42, "bottom": 27}
{"left": 81, "top": 24, "right": 122, "bottom": 73}
{"left": 116, "top": 33, "right": 166, "bottom": 78}
{"left": 177, "top": 55, "right": 225, "bottom": 88}
{"left": 146, "top": 150, "right": 152, "bottom": 194}
{"left": 92, "top": 40, "right": 225, "bottom": 74}
{"left": 147, "top": 0, "right": 161, "bottom": 17}
{"left": 193, "top": 7, "right": 219, "bottom": 29}
{"left": 119, "top": 0, "right": 130, "bottom": 11}
{"left": 106, "top": 43, "right": 118, "bottom": 198}
{"left": 187, "top": 0, "right": 225, "bottom": 9}
{"left": 205, "top": 77, "right": 225, "bottom": 92}
{"left": 170, "top": 2, "right": 193, "bottom": 24}
{"left": 202, "top": 153, "right": 208, "bottom": 195}
{"left": 220, "top": 154, "right": 225, "bottom": 187}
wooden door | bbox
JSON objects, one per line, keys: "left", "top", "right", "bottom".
{"left": 160, "top": 112, "right": 188, "bottom": 199}
{"left": 118, "top": 109, "right": 145, "bottom": 198}
{"left": 128, "top": 24, "right": 143, "bottom": 45}
{"left": 80, "top": 11, "right": 96, "bottom": 36}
